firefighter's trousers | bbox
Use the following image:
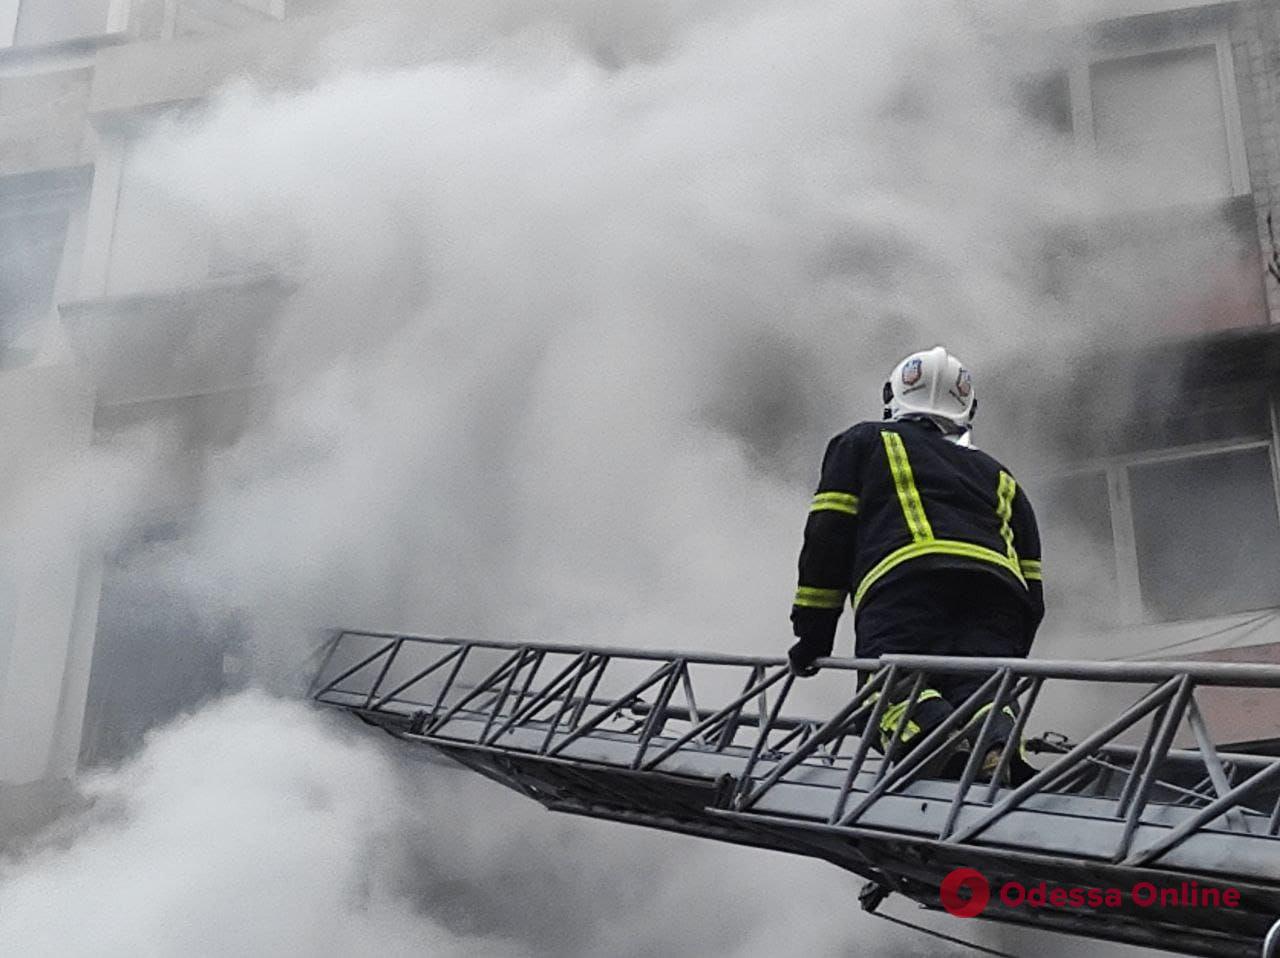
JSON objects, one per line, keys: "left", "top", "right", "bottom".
{"left": 855, "top": 568, "right": 1035, "bottom": 779}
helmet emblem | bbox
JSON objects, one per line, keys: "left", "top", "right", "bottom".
{"left": 901, "top": 358, "right": 923, "bottom": 387}
{"left": 955, "top": 368, "right": 971, "bottom": 398}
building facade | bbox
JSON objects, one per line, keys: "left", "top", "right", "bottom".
{"left": 1014, "top": 1, "right": 1280, "bottom": 655}
{"left": 0, "top": 0, "right": 302, "bottom": 783}
{"left": 1, "top": 0, "right": 1280, "bottom": 785}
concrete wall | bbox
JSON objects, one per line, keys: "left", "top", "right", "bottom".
{"left": 0, "top": 361, "right": 98, "bottom": 784}
{"left": 90, "top": 13, "right": 325, "bottom": 120}
{"left": 1231, "top": 0, "right": 1280, "bottom": 324}
{"left": 106, "top": 136, "right": 212, "bottom": 295}
{"left": 0, "top": 67, "right": 92, "bottom": 177}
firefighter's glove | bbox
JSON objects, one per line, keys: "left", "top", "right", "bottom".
{"left": 788, "top": 641, "right": 822, "bottom": 678}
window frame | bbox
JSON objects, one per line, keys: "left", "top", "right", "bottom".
{"left": 0, "top": 172, "right": 88, "bottom": 364}
{"left": 1049, "top": 431, "right": 1280, "bottom": 626}
{"left": 1066, "top": 24, "right": 1251, "bottom": 200}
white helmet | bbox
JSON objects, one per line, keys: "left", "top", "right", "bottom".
{"left": 882, "top": 346, "right": 976, "bottom": 434}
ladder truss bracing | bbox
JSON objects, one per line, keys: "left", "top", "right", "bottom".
{"left": 311, "top": 630, "right": 1280, "bottom": 957}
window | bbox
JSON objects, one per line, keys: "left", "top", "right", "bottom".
{"left": 80, "top": 526, "right": 234, "bottom": 766}
{"left": 1090, "top": 45, "right": 1236, "bottom": 205}
{"left": 1129, "top": 446, "right": 1280, "bottom": 621}
{"left": 1041, "top": 390, "right": 1280, "bottom": 626}
{"left": 0, "top": 185, "right": 72, "bottom": 366}
{"left": 1018, "top": 25, "right": 1252, "bottom": 207}
{"left": 81, "top": 393, "right": 253, "bottom": 766}
{"left": 1046, "top": 441, "right": 1280, "bottom": 626}
{"left": 1020, "top": 26, "right": 1264, "bottom": 333}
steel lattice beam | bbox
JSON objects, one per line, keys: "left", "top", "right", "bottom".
{"left": 311, "top": 630, "right": 1280, "bottom": 957}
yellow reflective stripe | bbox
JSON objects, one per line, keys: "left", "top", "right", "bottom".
{"left": 996, "top": 471, "right": 1018, "bottom": 565}
{"left": 972, "top": 702, "right": 1016, "bottom": 722}
{"left": 793, "top": 586, "right": 847, "bottom": 609}
{"left": 868, "top": 688, "right": 943, "bottom": 707}
{"left": 882, "top": 717, "right": 920, "bottom": 747}
{"left": 863, "top": 431, "right": 1031, "bottom": 612}
{"left": 1020, "top": 559, "right": 1042, "bottom": 581}
{"left": 879, "top": 689, "right": 944, "bottom": 746}
{"left": 880, "top": 699, "right": 917, "bottom": 742}
{"left": 853, "top": 539, "right": 1027, "bottom": 609}
{"left": 881, "top": 432, "right": 933, "bottom": 542}
{"left": 810, "top": 491, "right": 859, "bottom": 516}
{"left": 880, "top": 717, "right": 921, "bottom": 742}
{"left": 970, "top": 703, "right": 1027, "bottom": 761}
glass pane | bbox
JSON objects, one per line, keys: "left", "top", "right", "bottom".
{"left": 1130, "top": 448, "right": 1280, "bottom": 621}
{"left": 1040, "top": 471, "right": 1118, "bottom": 626}
{"left": 81, "top": 550, "right": 233, "bottom": 766}
{"left": 1091, "top": 46, "right": 1233, "bottom": 204}
{"left": 0, "top": 194, "right": 69, "bottom": 366}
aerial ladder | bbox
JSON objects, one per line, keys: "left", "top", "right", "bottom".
{"left": 310, "top": 630, "right": 1280, "bottom": 957}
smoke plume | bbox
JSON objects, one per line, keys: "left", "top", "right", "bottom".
{"left": 2, "top": 0, "right": 1234, "bottom": 954}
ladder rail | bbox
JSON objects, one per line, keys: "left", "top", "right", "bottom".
{"left": 312, "top": 630, "right": 1280, "bottom": 957}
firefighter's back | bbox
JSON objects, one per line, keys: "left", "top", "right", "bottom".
{"left": 838, "top": 417, "right": 1037, "bottom": 626}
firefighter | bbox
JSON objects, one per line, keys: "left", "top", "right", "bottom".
{"left": 787, "top": 346, "right": 1043, "bottom": 780}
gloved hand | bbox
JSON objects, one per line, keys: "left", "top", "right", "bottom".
{"left": 788, "top": 640, "right": 822, "bottom": 678}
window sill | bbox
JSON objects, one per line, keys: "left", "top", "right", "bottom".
{"left": 0, "top": 32, "right": 130, "bottom": 74}
{"left": 60, "top": 269, "right": 292, "bottom": 316}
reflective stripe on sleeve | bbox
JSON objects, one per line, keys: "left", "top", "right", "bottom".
{"left": 793, "top": 586, "right": 848, "bottom": 609}
{"left": 810, "top": 491, "right": 860, "bottom": 516}
{"left": 1020, "top": 558, "right": 1042, "bottom": 581}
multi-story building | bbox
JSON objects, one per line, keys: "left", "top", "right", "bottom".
{"left": 2, "top": 0, "right": 1280, "bottom": 791}
{"left": 0, "top": 0, "right": 303, "bottom": 788}
{"left": 1005, "top": 1, "right": 1280, "bottom": 755}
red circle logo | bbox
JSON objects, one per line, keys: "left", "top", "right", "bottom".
{"left": 940, "top": 867, "right": 990, "bottom": 918}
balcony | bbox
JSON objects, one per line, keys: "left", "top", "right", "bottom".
{"left": 58, "top": 270, "right": 294, "bottom": 403}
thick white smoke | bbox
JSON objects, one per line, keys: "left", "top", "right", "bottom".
{"left": 0, "top": 694, "right": 523, "bottom": 956}
{"left": 1, "top": 0, "right": 1229, "bottom": 954}
{"left": 136, "top": 0, "right": 1090, "bottom": 659}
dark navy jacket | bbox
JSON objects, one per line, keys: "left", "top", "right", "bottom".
{"left": 790, "top": 418, "right": 1044, "bottom": 657}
